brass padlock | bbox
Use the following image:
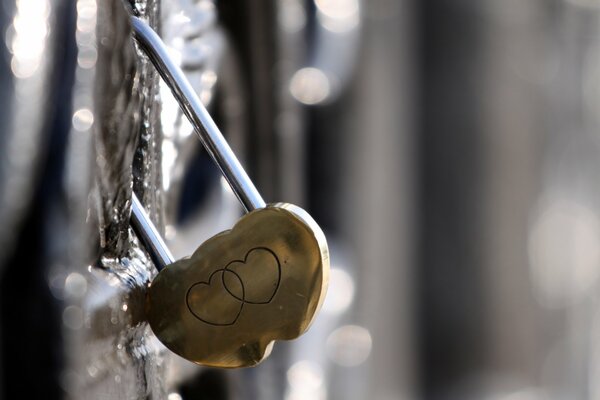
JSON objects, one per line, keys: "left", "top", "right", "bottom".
{"left": 129, "top": 17, "right": 329, "bottom": 368}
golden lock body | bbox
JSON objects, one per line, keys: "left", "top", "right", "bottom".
{"left": 146, "top": 204, "right": 329, "bottom": 368}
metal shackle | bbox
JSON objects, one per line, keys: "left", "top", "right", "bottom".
{"left": 129, "top": 17, "right": 266, "bottom": 271}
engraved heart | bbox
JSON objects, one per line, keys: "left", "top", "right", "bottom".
{"left": 147, "top": 204, "right": 329, "bottom": 368}
{"left": 223, "top": 247, "right": 281, "bottom": 304}
{"left": 186, "top": 269, "right": 244, "bottom": 326}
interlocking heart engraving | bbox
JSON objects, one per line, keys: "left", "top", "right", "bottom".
{"left": 131, "top": 18, "right": 329, "bottom": 369}
{"left": 186, "top": 247, "right": 281, "bottom": 325}
{"left": 147, "top": 204, "right": 329, "bottom": 368}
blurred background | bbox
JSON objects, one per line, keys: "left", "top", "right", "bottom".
{"left": 1, "top": 0, "right": 599, "bottom": 399}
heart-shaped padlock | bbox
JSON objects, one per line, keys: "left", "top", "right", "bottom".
{"left": 129, "top": 18, "right": 329, "bottom": 368}
{"left": 147, "top": 204, "right": 328, "bottom": 367}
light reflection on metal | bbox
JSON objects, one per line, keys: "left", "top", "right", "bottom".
{"left": 59, "top": 10, "right": 99, "bottom": 387}
{"left": 321, "top": 267, "right": 355, "bottom": 314}
{"left": 278, "top": 0, "right": 307, "bottom": 34}
{"left": 9, "top": 0, "right": 50, "bottom": 78}
{"left": 290, "top": 67, "right": 332, "bottom": 105}
{"left": 72, "top": 108, "right": 94, "bottom": 132}
{"left": 285, "top": 361, "right": 326, "bottom": 400}
{"left": 131, "top": 16, "right": 266, "bottom": 212}
{"left": 75, "top": 0, "right": 98, "bottom": 69}
{"left": 284, "top": 0, "right": 361, "bottom": 105}
{"left": 131, "top": 193, "right": 175, "bottom": 271}
{"left": 528, "top": 195, "right": 600, "bottom": 308}
{"left": 0, "top": 0, "right": 54, "bottom": 272}
{"left": 315, "top": 0, "right": 360, "bottom": 33}
{"left": 66, "top": 0, "right": 96, "bottom": 202}
{"left": 65, "top": 273, "right": 88, "bottom": 298}
{"left": 168, "top": 393, "right": 183, "bottom": 400}
{"left": 326, "top": 325, "right": 372, "bottom": 367}
{"left": 63, "top": 305, "right": 85, "bottom": 330}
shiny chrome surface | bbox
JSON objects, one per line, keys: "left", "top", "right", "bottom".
{"left": 131, "top": 16, "right": 266, "bottom": 212}
{"left": 128, "top": 14, "right": 257, "bottom": 272}
{"left": 147, "top": 204, "right": 329, "bottom": 368}
{"left": 131, "top": 194, "right": 174, "bottom": 271}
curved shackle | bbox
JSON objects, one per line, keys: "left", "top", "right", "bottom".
{"left": 129, "top": 17, "right": 266, "bottom": 271}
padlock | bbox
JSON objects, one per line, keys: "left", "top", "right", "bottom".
{"left": 128, "top": 17, "right": 329, "bottom": 368}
